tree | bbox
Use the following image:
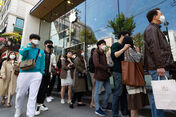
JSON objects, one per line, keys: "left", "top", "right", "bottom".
{"left": 133, "top": 33, "right": 144, "bottom": 53}
{"left": 80, "top": 28, "right": 97, "bottom": 45}
{"left": 108, "top": 12, "right": 136, "bottom": 39}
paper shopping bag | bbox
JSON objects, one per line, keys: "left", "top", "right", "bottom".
{"left": 151, "top": 79, "right": 176, "bottom": 110}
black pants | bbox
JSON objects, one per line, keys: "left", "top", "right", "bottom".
{"left": 37, "top": 73, "right": 50, "bottom": 104}
{"left": 47, "top": 75, "right": 57, "bottom": 96}
{"left": 57, "top": 74, "right": 61, "bottom": 92}
{"left": 72, "top": 92, "right": 84, "bottom": 103}
{"left": 119, "top": 85, "right": 130, "bottom": 115}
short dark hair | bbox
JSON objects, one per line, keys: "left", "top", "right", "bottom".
{"left": 29, "top": 34, "right": 40, "bottom": 40}
{"left": 44, "top": 40, "right": 53, "bottom": 45}
{"left": 118, "top": 31, "right": 130, "bottom": 39}
{"left": 146, "top": 8, "right": 160, "bottom": 23}
{"left": 97, "top": 40, "right": 106, "bottom": 47}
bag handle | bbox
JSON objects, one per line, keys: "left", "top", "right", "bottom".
{"left": 35, "top": 49, "right": 40, "bottom": 62}
{"left": 125, "top": 49, "right": 130, "bottom": 61}
{"left": 158, "top": 75, "right": 168, "bottom": 80}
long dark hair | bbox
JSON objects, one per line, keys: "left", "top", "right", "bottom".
{"left": 122, "top": 36, "right": 134, "bottom": 49}
{"left": 7, "top": 51, "right": 17, "bottom": 61}
{"left": 64, "top": 51, "right": 73, "bottom": 64}
{"left": 91, "top": 48, "right": 96, "bottom": 57}
{"left": 76, "top": 49, "right": 84, "bottom": 61}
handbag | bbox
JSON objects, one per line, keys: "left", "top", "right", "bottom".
{"left": 152, "top": 76, "right": 176, "bottom": 110}
{"left": 19, "top": 49, "right": 40, "bottom": 71}
{"left": 121, "top": 50, "right": 146, "bottom": 87}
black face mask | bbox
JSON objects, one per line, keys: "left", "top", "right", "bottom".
{"left": 47, "top": 45, "right": 53, "bottom": 49}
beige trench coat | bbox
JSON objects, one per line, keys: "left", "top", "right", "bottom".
{"left": 0, "top": 60, "right": 18, "bottom": 96}
{"left": 73, "top": 57, "right": 87, "bottom": 93}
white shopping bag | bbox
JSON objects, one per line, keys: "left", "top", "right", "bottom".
{"left": 151, "top": 76, "right": 176, "bottom": 110}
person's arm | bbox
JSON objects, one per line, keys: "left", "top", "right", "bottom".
{"left": 61, "top": 59, "right": 69, "bottom": 70}
{"left": 114, "top": 44, "right": 130, "bottom": 58}
{"left": 145, "top": 28, "right": 165, "bottom": 76}
{"left": 93, "top": 51, "right": 108, "bottom": 71}
{"left": 19, "top": 44, "right": 31, "bottom": 57}
{"left": 129, "top": 48, "right": 142, "bottom": 63}
{"left": 40, "top": 51, "right": 45, "bottom": 75}
{"left": 0, "top": 61, "right": 6, "bottom": 80}
{"left": 52, "top": 54, "right": 57, "bottom": 69}
{"left": 74, "top": 58, "right": 85, "bottom": 73}
{"left": 145, "top": 28, "right": 164, "bottom": 68}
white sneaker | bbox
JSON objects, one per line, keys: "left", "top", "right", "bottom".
{"left": 35, "top": 106, "right": 41, "bottom": 116}
{"left": 46, "top": 97, "right": 52, "bottom": 103}
{"left": 49, "top": 96, "right": 54, "bottom": 100}
{"left": 61, "top": 99, "right": 65, "bottom": 104}
{"left": 14, "top": 109, "right": 22, "bottom": 117}
{"left": 67, "top": 100, "right": 71, "bottom": 104}
{"left": 40, "top": 104, "right": 48, "bottom": 111}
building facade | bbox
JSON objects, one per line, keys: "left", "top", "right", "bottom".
{"left": 0, "top": 0, "right": 39, "bottom": 34}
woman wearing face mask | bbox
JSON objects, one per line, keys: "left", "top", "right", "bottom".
{"left": 71, "top": 49, "right": 87, "bottom": 108}
{"left": 0, "top": 51, "right": 19, "bottom": 107}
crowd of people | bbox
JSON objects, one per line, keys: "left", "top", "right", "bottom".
{"left": 0, "top": 8, "right": 175, "bottom": 117}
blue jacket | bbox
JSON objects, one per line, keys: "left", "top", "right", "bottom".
{"left": 19, "top": 43, "right": 45, "bottom": 74}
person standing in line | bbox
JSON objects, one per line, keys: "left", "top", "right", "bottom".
{"left": 60, "top": 51, "right": 74, "bottom": 106}
{"left": 15, "top": 34, "right": 45, "bottom": 117}
{"left": 71, "top": 49, "right": 87, "bottom": 108}
{"left": 144, "top": 8, "right": 174, "bottom": 117}
{"left": 89, "top": 48, "right": 96, "bottom": 108}
{"left": 35, "top": 40, "right": 57, "bottom": 116}
{"left": 0, "top": 51, "right": 18, "bottom": 107}
{"left": 93, "top": 40, "right": 112, "bottom": 116}
{"left": 122, "top": 36, "right": 149, "bottom": 117}
{"left": 56, "top": 55, "right": 63, "bottom": 93}
{"left": 111, "top": 31, "right": 131, "bottom": 117}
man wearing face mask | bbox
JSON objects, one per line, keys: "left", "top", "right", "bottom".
{"left": 35, "top": 40, "right": 57, "bottom": 116}
{"left": 15, "top": 34, "right": 45, "bottom": 117}
{"left": 93, "top": 40, "right": 112, "bottom": 116}
{"left": 144, "top": 8, "right": 174, "bottom": 117}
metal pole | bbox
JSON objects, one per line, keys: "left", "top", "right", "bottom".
{"left": 69, "top": 19, "right": 72, "bottom": 47}
{"left": 84, "top": 0, "right": 87, "bottom": 61}
{"left": 117, "top": 0, "right": 121, "bottom": 32}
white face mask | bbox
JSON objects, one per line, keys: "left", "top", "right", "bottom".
{"left": 31, "top": 40, "right": 40, "bottom": 45}
{"left": 101, "top": 45, "right": 106, "bottom": 51}
{"left": 10, "top": 55, "right": 15, "bottom": 59}
{"left": 159, "top": 15, "right": 165, "bottom": 23}
{"left": 81, "top": 53, "right": 85, "bottom": 57}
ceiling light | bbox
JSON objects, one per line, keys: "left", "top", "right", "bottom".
{"left": 67, "top": 0, "right": 71, "bottom": 4}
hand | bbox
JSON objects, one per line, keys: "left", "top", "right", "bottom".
{"left": 157, "top": 68, "right": 165, "bottom": 76}
{"left": 2, "top": 77, "right": 5, "bottom": 80}
{"left": 123, "top": 44, "right": 131, "bottom": 51}
{"left": 135, "top": 47, "right": 140, "bottom": 52}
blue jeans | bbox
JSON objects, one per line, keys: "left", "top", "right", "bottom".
{"left": 148, "top": 70, "right": 169, "bottom": 117}
{"left": 94, "top": 79, "right": 112, "bottom": 111}
{"left": 112, "top": 72, "right": 123, "bottom": 116}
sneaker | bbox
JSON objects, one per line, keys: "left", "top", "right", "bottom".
{"left": 46, "top": 97, "right": 52, "bottom": 103}
{"left": 67, "top": 100, "right": 72, "bottom": 104}
{"left": 14, "top": 109, "right": 22, "bottom": 117}
{"left": 35, "top": 106, "right": 41, "bottom": 116}
{"left": 49, "top": 96, "right": 54, "bottom": 100}
{"left": 61, "top": 99, "right": 65, "bottom": 104}
{"left": 101, "top": 106, "right": 112, "bottom": 111}
{"left": 95, "top": 108, "right": 106, "bottom": 116}
{"left": 40, "top": 104, "right": 48, "bottom": 111}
